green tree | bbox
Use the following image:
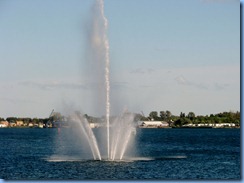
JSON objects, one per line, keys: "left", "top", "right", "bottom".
{"left": 166, "top": 110, "right": 172, "bottom": 121}
{"left": 32, "top": 118, "right": 39, "bottom": 124}
{"left": 22, "top": 118, "right": 31, "bottom": 125}
{"left": 6, "top": 117, "right": 17, "bottom": 123}
{"left": 149, "top": 111, "right": 158, "bottom": 120}
{"left": 187, "top": 112, "right": 195, "bottom": 121}
{"left": 180, "top": 112, "right": 185, "bottom": 118}
{"left": 174, "top": 118, "right": 191, "bottom": 127}
{"left": 160, "top": 111, "right": 166, "bottom": 120}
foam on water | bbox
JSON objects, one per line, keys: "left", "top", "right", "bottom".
{"left": 45, "top": 155, "right": 187, "bottom": 162}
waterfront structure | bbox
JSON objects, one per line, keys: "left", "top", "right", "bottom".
{"left": 0, "top": 121, "right": 9, "bottom": 127}
{"left": 0, "top": 124, "right": 7, "bottom": 127}
{"left": 16, "top": 121, "right": 24, "bottom": 126}
{"left": 139, "top": 121, "right": 169, "bottom": 128}
{"left": 9, "top": 121, "right": 16, "bottom": 127}
{"left": 38, "top": 123, "right": 44, "bottom": 128}
{"left": 182, "top": 123, "right": 236, "bottom": 128}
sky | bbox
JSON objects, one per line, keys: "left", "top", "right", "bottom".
{"left": 0, "top": 0, "right": 240, "bottom": 118}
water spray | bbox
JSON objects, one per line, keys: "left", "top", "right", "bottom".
{"left": 98, "top": 0, "right": 110, "bottom": 160}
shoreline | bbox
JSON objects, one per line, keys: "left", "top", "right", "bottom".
{"left": 0, "top": 126, "right": 240, "bottom": 129}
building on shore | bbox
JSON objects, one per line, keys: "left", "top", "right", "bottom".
{"left": 182, "top": 123, "right": 236, "bottom": 128}
{"left": 38, "top": 123, "right": 44, "bottom": 128}
{"left": 9, "top": 121, "right": 16, "bottom": 127}
{"left": 0, "top": 121, "right": 9, "bottom": 128}
{"left": 139, "top": 121, "right": 169, "bottom": 128}
{"left": 16, "top": 121, "right": 24, "bottom": 127}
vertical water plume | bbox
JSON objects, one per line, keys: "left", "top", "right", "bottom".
{"left": 98, "top": 0, "right": 110, "bottom": 158}
{"left": 97, "top": 0, "right": 110, "bottom": 160}
{"left": 100, "top": 0, "right": 110, "bottom": 160}
{"left": 87, "top": 0, "right": 110, "bottom": 159}
{"left": 85, "top": 0, "right": 136, "bottom": 160}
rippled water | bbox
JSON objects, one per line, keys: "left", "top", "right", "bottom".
{"left": 0, "top": 128, "right": 240, "bottom": 180}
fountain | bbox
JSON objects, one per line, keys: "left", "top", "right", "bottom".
{"left": 82, "top": 0, "right": 136, "bottom": 161}
{"left": 51, "top": 0, "right": 136, "bottom": 162}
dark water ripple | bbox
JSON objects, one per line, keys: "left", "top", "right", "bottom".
{"left": 0, "top": 128, "right": 240, "bottom": 180}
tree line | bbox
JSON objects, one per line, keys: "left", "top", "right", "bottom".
{"left": 1, "top": 117, "right": 49, "bottom": 125}
{"left": 138, "top": 110, "right": 240, "bottom": 127}
{"left": 0, "top": 110, "right": 240, "bottom": 127}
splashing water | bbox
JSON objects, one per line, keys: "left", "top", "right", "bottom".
{"left": 109, "top": 113, "right": 136, "bottom": 160}
{"left": 53, "top": 110, "right": 136, "bottom": 161}
{"left": 54, "top": 0, "right": 136, "bottom": 161}
{"left": 75, "top": 114, "right": 101, "bottom": 160}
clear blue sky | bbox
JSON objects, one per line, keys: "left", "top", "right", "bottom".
{"left": 0, "top": 0, "right": 240, "bottom": 118}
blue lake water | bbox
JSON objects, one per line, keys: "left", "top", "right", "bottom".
{"left": 0, "top": 128, "right": 240, "bottom": 180}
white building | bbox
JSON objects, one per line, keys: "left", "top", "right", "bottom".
{"left": 140, "top": 121, "right": 169, "bottom": 128}
{"left": 214, "top": 123, "right": 236, "bottom": 127}
{"left": 183, "top": 123, "right": 236, "bottom": 128}
{"left": 0, "top": 124, "right": 7, "bottom": 128}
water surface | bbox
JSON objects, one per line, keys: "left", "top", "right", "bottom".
{"left": 0, "top": 128, "right": 240, "bottom": 180}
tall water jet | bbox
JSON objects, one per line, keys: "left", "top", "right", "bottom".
{"left": 87, "top": 0, "right": 110, "bottom": 159}
{"left": 100, "top": 0, "right": 111, "bottom": 160}
{"left": 83, "top": 0, "right": 137, "bottom": 161}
